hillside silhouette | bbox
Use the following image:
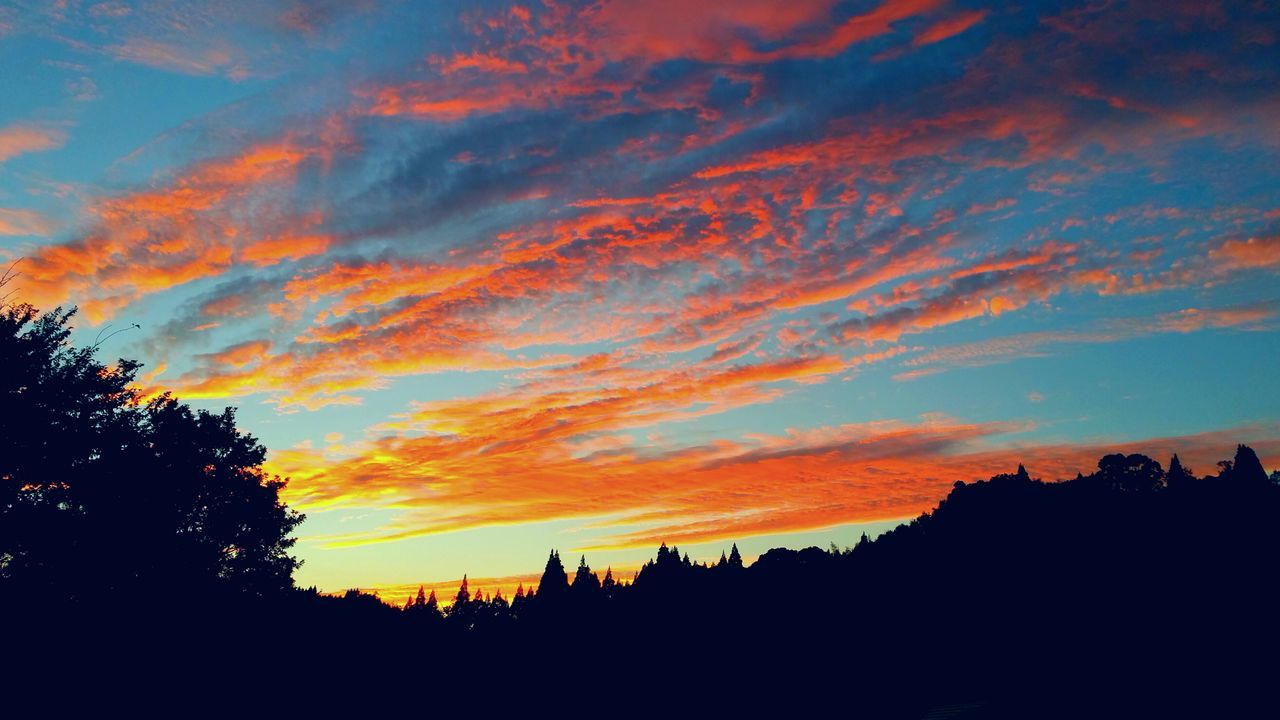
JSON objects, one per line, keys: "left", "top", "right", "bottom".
{"left": 4, "top": 298, "right": 1279, "bottom": 715}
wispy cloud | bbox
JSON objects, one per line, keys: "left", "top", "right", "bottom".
{"left": 897, "top": 302, "right": 1279, "bottom": 378}
{"left": 0, "top": 124, "right": 66, "bottom": 164}
{"left": 0, "top": 208, "right": 53, "bottom": 237}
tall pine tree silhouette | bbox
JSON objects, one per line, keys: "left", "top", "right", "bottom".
{"left": 572, "top": 555, "right": 600, "bottom": 592}
{"left": 538, "top": 550, "right": 569, "bottom": 599}
{"left": 1167, "top": 454, "right": 1195, "bottom": 489}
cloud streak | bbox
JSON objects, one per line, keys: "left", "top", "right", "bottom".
{"left": 0, "top": 124, "right": 65, "bottom": 164}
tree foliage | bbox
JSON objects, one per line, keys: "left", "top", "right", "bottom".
{"left": 0, "top": 301, "right": 303, "bottom": 603}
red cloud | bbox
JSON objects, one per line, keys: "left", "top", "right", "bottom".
{"left": 912, "top": 9, "right": 987, "bottom": 47}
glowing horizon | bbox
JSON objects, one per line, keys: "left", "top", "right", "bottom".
{"left": 2, "top": 0, "right": 1278, "bottom": 595}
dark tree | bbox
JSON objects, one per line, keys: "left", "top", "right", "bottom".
{"left": 143, "top": 395, "right": 303, "bottom": 593}
{"left": 989, "top": 464, "right": 1034, "bottom": 485}
{"left": 655, "top": 543, "right": 673, "bottom": 564}
{"left": 1093, "top": 453, "right": 1164, "bottom": 493}
{"left": 538, "top": 549, "right": 569, "bottom": 598}
{"left": 1166, "top": 454, "right": 1195, "bottom": 489}
{"left": 455, "top": 575, "right": 471, "bottom": 605}
{"left": 0, "top": 302, "right": 303, "bottom": 603}
{"left": 571, "top": 555, "right": 600, "bottom": 592}
{"left": 1228, "top": 444, "right": 1269, "bottom": 485}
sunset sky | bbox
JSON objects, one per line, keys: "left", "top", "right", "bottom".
{"left": 2, "top": 0, "right": 1278, "bottom": 602}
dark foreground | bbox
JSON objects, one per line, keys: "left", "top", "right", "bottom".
{"left": 14, "top": 450, "right": 1280, "bottom": 717}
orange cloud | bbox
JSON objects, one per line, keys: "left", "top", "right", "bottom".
{"left": 1153, "top": 304, "right": 1276, "bottom": 333}
{"left": 19, "top": 133, "right": 343, "bottom": 323}
{"left": 276, "top": 416, "right": 1011, "bottom": 548}
{"left": 362, "top": 81, "right": 553, "bottom": 120}
{"left": 589, "top": 424, "right": 1280, "bottom": 548}
{"left": 203, "top": 339, "right": 273, "bottom": 369}
{"left": 1210, "top": 235, "right": 1280, "bottom": 271}
{"left": 833, "top": 254, "right": 1097, "bottom": 345}
{"left": 0, "top": 124, "right": 66, "bottom": 163}
{"left": 238, "top": 233, "right": 332, "bottom": 267}
{"left": 948, "top": 243, "right": 1066, "bottom": 280}
{"left": 274, "top": 398, "right": 1280, "bottom": 552}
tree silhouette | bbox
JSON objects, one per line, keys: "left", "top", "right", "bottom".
{"left": 0, "top": 301, "right": 303, "bottom": 603}
{"left": 404, "top": 583, "right": 443, "bottom": 623}
{"left": 571, "top": 555, "right": 600, "bottom": 592}
{"left": 538, "top": 549, "right": 568, "bottom": 599}
{"left": 1228, "top": 444, "right": 1269, "bottom": 484}
{"left": 1093, "top": 453, "right": 1164, "bottom": 492}
{"left": 455, "top": 575, "right": 470, "bottom": 605}
{"left": 988, "top": 463, "right": 1035, "bottom": 485}
{"left": 1167, "top": 453, "right": 1195, "bottom": 489}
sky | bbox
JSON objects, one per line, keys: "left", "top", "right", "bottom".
{"left": 2, "top": 0, "right": 1279, "bottom": 603}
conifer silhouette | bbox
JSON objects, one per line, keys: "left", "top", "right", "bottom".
{"left": 1167, "top": 454, "right": 1195, "bottom": 489}
{"left": 728, "top": 543, "right": 744, "bottom": 569}
{"left": 538, "top": 550, "right": 569, "bottom": 598}
{"left": 571, "top": 555, "right": 600, "bottom": 592}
